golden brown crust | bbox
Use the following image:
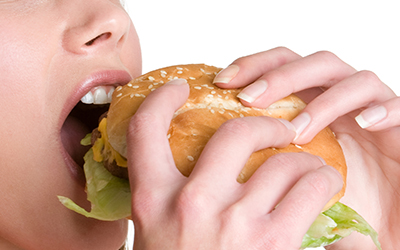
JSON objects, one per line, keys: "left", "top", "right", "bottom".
{"left": 107, "top": 64, "right": 346, "bottom": 211}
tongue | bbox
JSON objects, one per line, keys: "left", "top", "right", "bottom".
{"left": 61, "top": 116, "right": 91, "bottom": 167}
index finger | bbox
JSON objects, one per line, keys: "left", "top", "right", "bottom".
{"left": 213, "top": 47, "right": 301, "bottom": 89}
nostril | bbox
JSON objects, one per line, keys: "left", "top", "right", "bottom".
{"left": 85, "top": 32, "right": 112, "bottom": 46}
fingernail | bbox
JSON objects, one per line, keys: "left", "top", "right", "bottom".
{"left": 291, "top": 112, "right": 311, "bottom": 141}
{"left": 355, "top": 105, "right": 387, "bottom": 129}
{"left": 166, "top": 78, "right": 187, "bottom": 85}
{"left": 213, "top": 65, "right": 240, "bottom": 84}
{"left": 277, "top": 118, "right": 296, "bottom": 133}
{"left": 237, "top": 80, "right": 268, "bottom": 103}
{"left": 316, "top": 156, "right": 327, "bottom": 165}
{"left": 324, "top": 165, "right": 344, "bottom": 184}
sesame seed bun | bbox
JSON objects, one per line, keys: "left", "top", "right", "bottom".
{"left": 106, "top": 64, "right": 346, "bottom": 211}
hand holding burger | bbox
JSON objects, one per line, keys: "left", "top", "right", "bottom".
{"left": 59, "top": 64, "right": 380, "bottom": 249}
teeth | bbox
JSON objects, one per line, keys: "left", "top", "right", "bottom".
{"left": 81, "top": 86, "right": 115, "bottom": 104}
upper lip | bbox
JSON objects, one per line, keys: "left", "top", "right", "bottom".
{"left": 59, "top": 69, "right": 133, "bottom": 128}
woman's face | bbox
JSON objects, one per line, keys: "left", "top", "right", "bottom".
{"left": 0, "top": 0, "right": 141, "bottom": 249}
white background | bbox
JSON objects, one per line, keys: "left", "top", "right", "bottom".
{"left": 126, "top": 0, "right": 400, "bottom": 95}
{"left": 125, "top": 1, "right": 398, "bottom": 248}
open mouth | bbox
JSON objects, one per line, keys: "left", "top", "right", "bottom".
{"left": 61, "top": 87, "right": 114, "bottom": 171}
{"left": 60, "top": 70, "right": 133, "bottom": 176}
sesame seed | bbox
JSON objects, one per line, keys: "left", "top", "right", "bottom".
{"left": 127, "top": 83, "right": 133, "bottom": 87}
{"left": 132, "top": 85, "right": 139, "bottom": 89}
{"left": 161, "top": 73, "right": 167, "bottom": 78}
{"left": 194, "top": 86, "right": 201, "bottom": 90}
{"left": 116, "top": 86, "right": 123, "bottom": 91}
{"left": 116, "top": 93, "right": 122, "bottom": 97}
{"left": 189, "top": 77, "right": 196, "bottom": 80}
{"left": 160, "top": 70, "right": 167, "bottom": 75}
{"left": 176, "top": 67, "right": 183, "bottom": 70}
{"left": 148, "top": 84, "right": 153, "bottom": 89}
{"left": 211, "top": 90, "right": 216, "bottom": 94}
{"left": 187, "top": 156, "right": 194, "bottom": 162}
{"left": 177, "top": 71, "right": 183, "bottom": 74}
{"left": 148, "top": 76, "right": 155, "bottom": 81}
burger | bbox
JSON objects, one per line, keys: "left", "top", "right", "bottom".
{"left": 59, "top": 64, "right": 381, "bottom": 249}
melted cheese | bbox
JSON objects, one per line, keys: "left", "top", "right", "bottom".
{"left": 92, "top": 118, "right": 127, "bottom": 167}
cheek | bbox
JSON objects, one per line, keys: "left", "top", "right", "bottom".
{"left": 0, "top": 39, "right": 50, "bottom": 117}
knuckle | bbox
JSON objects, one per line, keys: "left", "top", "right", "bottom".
{"left": 175, "top": 184, "right": 208, "bottom": 217}
{"left": 303, "top": 170, "right": 331, "bottom": 197}
{"left": 266, "top": 153, "right": 305, "bottom": 174}
{"left": 222, "top": 203, "right": 243, "bottom": 223}
{"left": 268, "top": 153, "right": 299, "bottom": 167}
{"left": 357, "top": 70, "right": 381, "bottom": 88}
{"left": 314, "top": 50, "right": 341, "bottom": 62}
{"left": 219, "top": 118, "right": 253, "bottom": 138}
{"left": 272, "top": 46, "right": 299, "bottom": 62}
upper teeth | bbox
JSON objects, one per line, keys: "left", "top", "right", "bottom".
{"left": 81, "top": 86, "right": 115, "bottom": 104}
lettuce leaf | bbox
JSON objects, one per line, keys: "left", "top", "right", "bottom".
{"left": 58, "top": 149, "right": 131, "bottom": 221}
{"left": 301, "top": 202, "right": 381, "bottom": 249}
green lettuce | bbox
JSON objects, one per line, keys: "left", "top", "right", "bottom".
{"left": 58, "top": 149, "right": 131, "bottom": 221}
{"left": 301, "top": 202, "right": 381, "bottom": 249}
{"left": 59, "top": 135, "right": 381, "bottom": 248}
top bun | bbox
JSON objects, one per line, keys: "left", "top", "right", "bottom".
{"left": 107, "top": 64, "right": 346, "bottom": 211}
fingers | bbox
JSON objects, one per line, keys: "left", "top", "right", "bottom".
{"left": 215, "top": 50, "right": 356, "bottom": 108}
{"left": 216, "top": 48, "right": 398, "bottom": 144}
{"left": 291, "top": 70, "right": 396, "bottom": 144}
{"left": 236, "top": 152, "right": 327, "bottom": 215}
{"left": 127, "top": 79, "right": 189, "bottom": 191}
{"left": 270, "top": 165, "right": 343, "bottom": 244}
{"left": 355, "top": 96, "right": 400, "bottom": 131}
{"left": 188, "top": 117, "right": 296, "bottom": 194}
{"left": 213, "top": 47, "right": 301, "bottom": 89}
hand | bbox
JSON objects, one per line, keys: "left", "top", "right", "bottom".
{"left": 214, "top": 47, "right": 400, "bottom": 249}
{"left": 126, "top": 80, "right": 343, "bottom": 249}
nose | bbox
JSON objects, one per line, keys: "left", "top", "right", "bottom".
{"left": 63, "top": 1, "right": 131, "bottom": 54}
